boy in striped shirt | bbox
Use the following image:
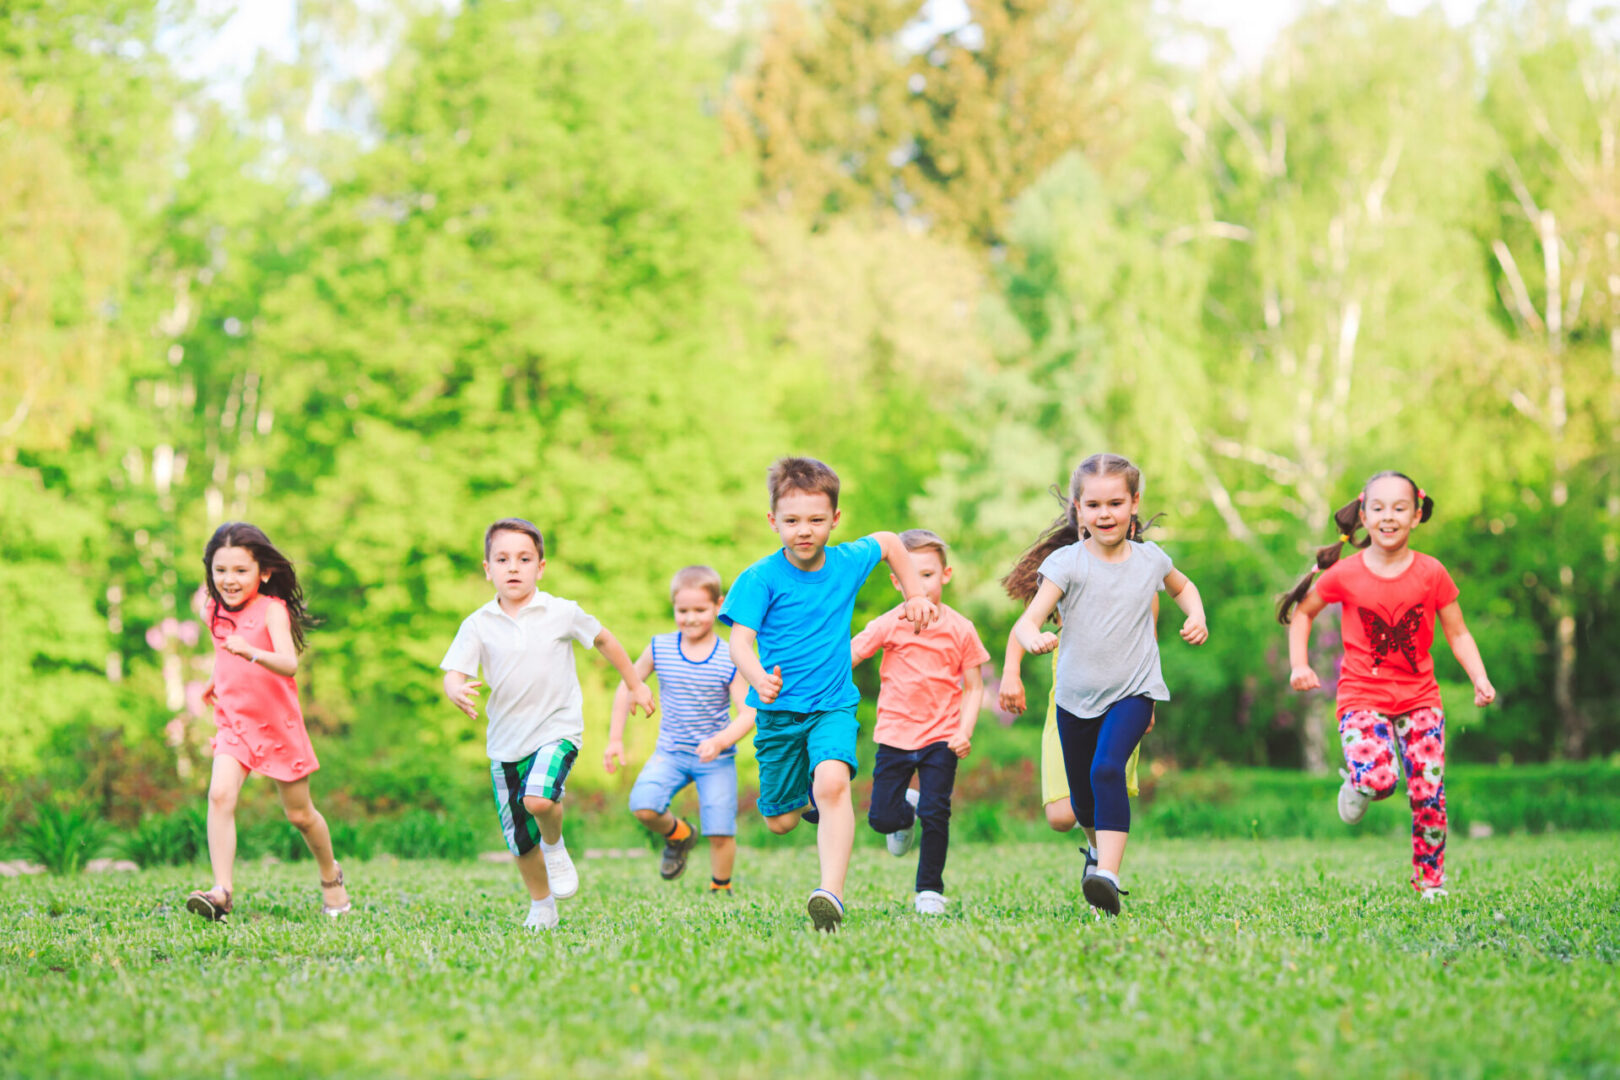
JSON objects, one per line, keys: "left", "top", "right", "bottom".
{"left": 605, "top": 566, "right": 756, "bottom": 890}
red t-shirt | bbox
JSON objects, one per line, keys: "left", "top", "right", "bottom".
{"left": 851, "top": 603, "right": 990, "bottom": 751}
{"left": 1314, "top": 551, "right": 1460, "bottom": 716}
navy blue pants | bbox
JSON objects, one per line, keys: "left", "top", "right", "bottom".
{"left": 1055, "top": 696, "right": 1154, "bottom": 833}
{"left": 868, "top": 740, "right": 958, "bottom": 894}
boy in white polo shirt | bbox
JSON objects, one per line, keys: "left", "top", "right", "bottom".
{"left": 442, "top": 518, "right": 655, "bottom": 929}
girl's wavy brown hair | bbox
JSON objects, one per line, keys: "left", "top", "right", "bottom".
{"left": 1002, "top": 453, "right": 1160, "bottom": 604}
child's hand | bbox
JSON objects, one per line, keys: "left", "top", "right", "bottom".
{"left": 947, "top": 731, "right": 972, "bottom": 758}
{"left": 448, "top": 679, "right": 483, "bottom": 720}
{"left": 201, "top": 680, "right": 217, "bottom": 709}
{"left": 998, "top": 676, "right": 1026, "bottom": 714}
{"left": 758, "top": 665, "right": 783, "bottom": 705}
{"left": 696, "top": 737, "right": 724, "bottom": 763}
{"left": 1180, "top": 616, "right": 1208, "bottom": 645}
{"left": 603, "top": 738, "right": 625, "bottom": 774}
{"left": 902, "top": 596, "right": 938, "bottom": 634}
{"left": 1027, "top": 632, "right": 1060, "bottom": 656}
{"left": 629, "top": 684, "right": 657, "bottom": 717}
{"left": 224, "top": 635, "right": 253, "bottom": 658}
{"left": 1474, "top": 677, "right": 1497, "bottom": 707}
{"left": 1289, "top": 666, "right": 1319, "bottom": 692}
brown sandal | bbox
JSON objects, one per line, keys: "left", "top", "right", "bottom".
{"left": 185, "top": 886, "right": 232, "bottom": 922}
{"left": 320, "top": 864, "right": 351, "bottom": 918}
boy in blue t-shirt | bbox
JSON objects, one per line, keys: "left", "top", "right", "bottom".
{"left": 721, "top": 457, "right": 937, "bottom": 931}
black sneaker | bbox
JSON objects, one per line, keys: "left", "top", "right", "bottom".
{"left": 659, "top": 820, "right": 699, "bottom": 880}
{"left": 1080, "top": 845, "right": 1098, "bottom": 874}
{"left": 1081, "top": 870, "right": 1127, "bottom": 916}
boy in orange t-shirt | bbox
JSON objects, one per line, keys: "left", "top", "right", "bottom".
{"left": 851, "top": 529, "right": 990, "bottom": 914}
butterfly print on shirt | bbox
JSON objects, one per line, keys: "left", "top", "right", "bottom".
{"left": 1358, "top": 604, "right": 1424, "bottom": 672}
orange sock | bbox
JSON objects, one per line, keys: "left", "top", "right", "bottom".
{"left": 666, "top": 818, "right": 692, "bottom": 843}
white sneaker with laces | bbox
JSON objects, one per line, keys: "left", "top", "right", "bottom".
{"left": 1420, "top": 886, "right": 1448, "bottom": 902}
{"left": 887, "top": 787, "right": 921, "bottom": 857}
{"left": 523, "top": 900, "right": 559, "bottom": 930}
{"left": 543, "top": 842, "right": 579, "bottom": 900}
{"left": 914, "top": 890, "right": 947, "bottom": 915}
{"left": 1337, "top": 769, "right": 1370, "bottom": 825}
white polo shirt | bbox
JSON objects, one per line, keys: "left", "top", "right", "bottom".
{"left": 441, "top": 590, "right": 602, "bottom": 762}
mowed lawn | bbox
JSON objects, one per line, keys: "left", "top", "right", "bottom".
{"left": 2, "top": 834, "right": 1617, "bottom": 1079}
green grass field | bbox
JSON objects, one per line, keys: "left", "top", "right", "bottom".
{"left": 3, "top": 834, "right": 1617, "bottom": 1079}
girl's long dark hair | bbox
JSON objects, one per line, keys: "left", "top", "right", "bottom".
{"left": 1002, "top": 453, "right": 1161, "bottom": 605}
{"left": 1274, "top": 470, "right": 1435, "bottom": 625}
{"left": 202, "top": 522, "right": 314, "bottom": 652}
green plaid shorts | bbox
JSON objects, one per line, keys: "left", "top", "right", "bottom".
{"left": 490, "top": 738, "right": 578, "bottom": 856}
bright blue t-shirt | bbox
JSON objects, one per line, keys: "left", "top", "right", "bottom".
{"left": 719, "top": 535, "right": 884, "bottom": 714}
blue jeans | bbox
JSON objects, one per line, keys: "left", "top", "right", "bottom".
{"left": 868, "top": 740, "right": 959, "bottom": 894}
{"left": 1055, "top": 696, "right": 1154, "bottom": 832}
{"left": 627, "top": 750, "right": 739, "bottom": 836}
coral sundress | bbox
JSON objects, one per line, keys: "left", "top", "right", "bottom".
{"left": 207, "top": 594, "right": 319, "bottom": 781}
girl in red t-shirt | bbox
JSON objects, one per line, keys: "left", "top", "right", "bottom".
{"left": 1278, "top": 472, "right": 1495, "bottom": 898}
{"left": 184, "top": 522, "right": 352, "bottom": 922}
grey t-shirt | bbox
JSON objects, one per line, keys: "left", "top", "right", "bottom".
{"left": 1037, "top": 539, "right": 1174, "bottom": 718}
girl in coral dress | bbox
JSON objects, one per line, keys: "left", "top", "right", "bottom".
{"left": 1279, "top": 471, "right": 1496, "bottom": 899}
{"left": 185, "top": 522, "right": 351, "bottom": 921}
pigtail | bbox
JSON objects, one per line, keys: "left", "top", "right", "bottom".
{"left": 1129, "top": 512, "right": 1167, "bottom": 542}
{"left": 1002, "top": 485, "right": 1081, "bottom": 604}
{"left": 1274, "top": 496, "right": 1365, "bottom": 625}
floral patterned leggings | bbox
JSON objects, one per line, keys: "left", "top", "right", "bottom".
{"left": 1339, "top": 707, "right": 1446, "bottom": 890}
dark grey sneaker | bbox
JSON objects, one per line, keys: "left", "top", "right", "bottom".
{"left": 659, "top": 820, "right": 699, "bottom": 880}
{"left": 1080, "top": 845, "right": 1098, "bottom": 874}
{"left": 1082, "top": 870, "right": 1126, "bottom": 916}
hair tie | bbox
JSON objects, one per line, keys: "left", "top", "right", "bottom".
{"left": 1339, "top": 533, "right": 1350, "bottom": 543}
{"left": 1357, "top": 492, "right": 1365, "bottom": 504}
{"left": 1417, "top": 488, "right": 1427, "bottom": 502}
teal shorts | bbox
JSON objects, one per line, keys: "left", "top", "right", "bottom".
{"left": 752, "top": 707, "right": 859, "bottom": 817}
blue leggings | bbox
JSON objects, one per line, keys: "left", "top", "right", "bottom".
{"left": 1055, "top": 696, "right": 1154, "bottom": 833}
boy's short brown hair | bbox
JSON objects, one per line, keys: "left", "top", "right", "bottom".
{"left": 484, "top": 518, "right": 544, "bottom": 560}
{"left": 767, "top": 456, "right": 841, "bottom": 511}
{"left": 900, "top": 528, "right": 949, "bottom": 567}
{"left": 669, "top": 565, "right": 724, "bottom": 604}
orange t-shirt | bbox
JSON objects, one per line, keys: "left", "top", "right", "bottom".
{"left": 1314, "top": 551, "right": 1460, "bottom": 716}
{"left": 852, "top": 603, "right": 990, "bottom": 751}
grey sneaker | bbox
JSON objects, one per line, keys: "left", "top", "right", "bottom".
{"left": 914, "top": 890, "right": 947, "bottom": 915}
{"left": 1337, "top": 769, "right": 1371, "bottom": 825}
{"left": 1081, "top": 869, "right": 1126, "bottom": 916}
{"left": 887, "top": 788, "right": 920, "bottom": 857}
{"left": 1419, "top": 886, "right": 1448, "bottom": 902}
{"left": 659, "top": 820, "right": 699, "bottom": 881}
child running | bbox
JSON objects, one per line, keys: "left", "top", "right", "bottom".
{"left": 604, "top": 565, "right": 756, "bottom": 892}
{"left": 1009, "top": 453, "right": 1207, "bottom": 916}
{"left": 721, "top": 457, "right": 938, "bottom": 931}
{"left": 441, "top": 518, "right": 655, "bottom": 930}
{"left": 186, "top": 522, "right": 351, "bottom": 922}
{"left": 851, "top": 529, "right": 989, "bottom": 915}
{"left": 1279, "top": 471, "right": 1495, "bottom": 899}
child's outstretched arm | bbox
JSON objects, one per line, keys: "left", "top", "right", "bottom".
{"left": 1438, "top": 601, "right": 1497, "bottom": 706}
{"left": 872, "top": 531, "right": 939, "bottom": 633}
{"left": 604, "top": 646, "right": 656, "bottom": 774}
{"left": 1012, "top": 580, "right": 1064, "bottom": 655}
{"left": 596, "top": 628, "right": 656, "bottom": 719}
{"left": 998, "top": 632, "right": 1028, "bottom": 714}
{"left": 1287, "top": 591, "right": 1328, "bottom": 690}
{"left": 949, "top": 665, "right": 984, "bottom": 758}
{"left": 222, "top": 602, "right": 299, "bottom": 677}
{"left": 1163, "top": 570, "right": 1208, "bottom": 645}
{"left": 444, "top": 669, "right": 483, "bottom": 720}
{"left": 727, "top": 623, "right": 783, "bottom": 704}
{"left": 698, "top": 671, "right": 760, "bottom": 762}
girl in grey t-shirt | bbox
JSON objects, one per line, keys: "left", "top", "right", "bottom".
{"left": 1007, "top": 453, "right": 1208, "bottom": 916}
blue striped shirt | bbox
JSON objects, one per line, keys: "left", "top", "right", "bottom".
{"left": 650, "top": 632, "right": 737, "bottom": 755}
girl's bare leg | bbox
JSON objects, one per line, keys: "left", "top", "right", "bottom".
{"left": 277, "top": 776, "right": 349, "bottom": 910}
{"left": 1096, "top": 829, "right": 1127, "bottom": 876}
{"left": 204, "top": 753, "right": 251, "bottom": 899}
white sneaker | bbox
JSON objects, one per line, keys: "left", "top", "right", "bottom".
{"left": 1420, "top": 886, "right": 1448, "bottom": 902}
{"left": 914, "top": 890, "right": 947, "bottom": 915}
{"left": 543, "top": 842, "right": 579, "bottom": 900}
{"left": 887, "top": 788, "right": 921, "bottom": 857}
{"left": 523, "top": 900, "right": 559, "bottom": 930}
{"left": 1337, "top": 769, "right": 1370, "bottom": 825}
